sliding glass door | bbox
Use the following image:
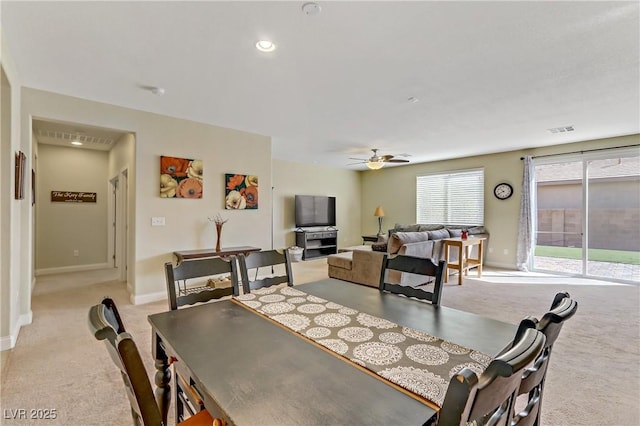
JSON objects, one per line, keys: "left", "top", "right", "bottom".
{"left": 532, "top": 148, "right": 640, "bottom": 283}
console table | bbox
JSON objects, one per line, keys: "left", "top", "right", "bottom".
{"left": 173, "top": 246, "right": 261, "bottom": 264}
{"left": 442, "top": 237, "right": 486, "bottom": 285}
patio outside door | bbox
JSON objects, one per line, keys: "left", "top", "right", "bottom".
{"left": 532, "top": 148, "right": 640, "bottom": 283}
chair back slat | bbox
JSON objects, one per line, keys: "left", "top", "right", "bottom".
{"left": 238, "top": 250, "right": 293, "bottom": 294}
{"left": 88, "top": 299, "right": 163, "bottom": 426}
{"left": 437, "top": 328, "right": 546, "bottom": 426}
{"left": 378, "top": 255, "right": 446, "bottom": 306}
{"left": 512, "top": 292, "right": 578, "bottom": 426}
{"left": 164, "top": 257, "right": 240, "bottom": 310}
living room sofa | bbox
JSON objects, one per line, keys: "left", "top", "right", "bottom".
{"left": 327, "top": 223, "right": 489, "bottom": 287}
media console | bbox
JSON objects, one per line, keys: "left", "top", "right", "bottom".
{"left": 295, "top": 229, "right": 338, "bottom": 260}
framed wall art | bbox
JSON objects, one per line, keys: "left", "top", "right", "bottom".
{"left": 225, "top": 173, "right": 258, "bottom": 209}
{"left": 160, "top": 155, "right": 203, "bottom": 198}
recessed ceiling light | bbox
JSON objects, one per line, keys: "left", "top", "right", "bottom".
{"left": 71, "top": 141, "right": 83, "bottom": 146}
{"left": 408, "top": 96, "right": 419, "bottom": 103}
{"left": 302, "top": 2, "right": 321, "bottom": 16}
{"left": 256, "top": 40, "right": 276, "bottom": 52}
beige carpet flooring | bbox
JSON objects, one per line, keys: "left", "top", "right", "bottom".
{"left": 0, "top": 260, "right": 638, "bottom": 425}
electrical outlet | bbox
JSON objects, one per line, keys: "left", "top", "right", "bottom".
{"left": 151, "top": 217, "right": 165, "bottom": 226}
{"left": 73, "top": 250, "right": 79, "bottom": 257}
{"left": 488, "top": 247, "right": 493, "bottom": 254}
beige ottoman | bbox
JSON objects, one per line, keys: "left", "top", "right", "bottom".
{"left": 327, "top": 246, "right": 384, "bottom": 287}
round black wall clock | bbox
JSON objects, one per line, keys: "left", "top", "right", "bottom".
{"left": 494, "top": 182, "right": 513, "bottom": 200}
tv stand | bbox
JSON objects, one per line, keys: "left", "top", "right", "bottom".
{"left": 295, "top": 229, "right": 338, "bottom": 260}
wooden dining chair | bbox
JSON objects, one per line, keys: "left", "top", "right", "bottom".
{"left": 164, "top": 257, "right": 240, "bottom": 311}
{"left": 378, "top": 254, "right": 446, "bottom": 306}
{"left": 238, "top": 249, "right": 293, "bottom": 293}
{"left": 430, "top": 328, "right": 546, "bottom": 426}
{"left": 511, "top": 292, "right": 578, "bottom": 426}
{"left": 88, "top": 297, "right": 216, "bottom": 426}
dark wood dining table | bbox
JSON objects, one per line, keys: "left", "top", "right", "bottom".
{"left": 147, "top": 278, "right": 517, "bottom": 425}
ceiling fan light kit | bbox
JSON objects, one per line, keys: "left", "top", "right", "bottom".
{"left": 366, "top": 160, "right": 385, "bottom": 170}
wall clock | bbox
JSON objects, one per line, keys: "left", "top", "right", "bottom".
{"left": 494, "top": 182, "right": 513, "bottom": 200}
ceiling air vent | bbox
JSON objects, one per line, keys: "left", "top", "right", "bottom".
{"left": 548, "top": 126, "right": 575, "bottom": 134}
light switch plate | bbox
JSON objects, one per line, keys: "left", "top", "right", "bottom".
{"left": 151, "top": 217, "right": 165, "bottom": 226}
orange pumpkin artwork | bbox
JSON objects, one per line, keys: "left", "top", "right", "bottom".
{"left": 160, "top": 155, "right": 203, "bottom": 198}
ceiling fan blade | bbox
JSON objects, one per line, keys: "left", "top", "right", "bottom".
{"left": 347, "top": 161, "right": 366, "bottom": 165}
{"left": 385, "top": 159, "right": 410, "bottom": 163}
{"left": 379, "top": 155, "right": 395, "bottom": 161}
{"left": 348, "top": 157, "right": 368, "bottom": 161}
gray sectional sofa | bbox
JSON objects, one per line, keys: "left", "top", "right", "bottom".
{"left": 327, "top": 223, "right": 488, "bottom": 287}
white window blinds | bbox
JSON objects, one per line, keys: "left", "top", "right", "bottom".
{"left": 416, "top": 169, "right": 484, "bottom": 225}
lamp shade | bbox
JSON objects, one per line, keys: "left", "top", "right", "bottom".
{"left": 374, "top": 206, "right": 385, "bottom": 217}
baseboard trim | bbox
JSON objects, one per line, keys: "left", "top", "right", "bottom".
{"left": 131, "top": 290, "right": 166, "bottom": 306}
{"left": 484, "top": 261, "right": 517, "bottom": 270}
{"left": 35, "top": 262, "right": 110, "bottom": 276}
{"left": 0, "top": 311, "right": 33, "bottom": 351}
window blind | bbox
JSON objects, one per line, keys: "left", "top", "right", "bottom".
{"left": 416, "top": 169, "right": 484, "bottom": 225}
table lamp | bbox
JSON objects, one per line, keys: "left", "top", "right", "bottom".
{"left": 374, "top": 206, "right": 385, "bottom": 235}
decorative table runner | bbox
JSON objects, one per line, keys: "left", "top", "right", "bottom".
{"left": 234, "top": 286, "right": 492, "bottom": 407}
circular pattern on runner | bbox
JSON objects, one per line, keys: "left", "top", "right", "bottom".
{"left": 353, "top": 342, "right": 403, "bottom": 365}
{"left": 241, "top": 300, "right": 262, "bottom": 309}
{"left": 270, "top": 314, "right": 310, "bottom": 331}
{"left": 280, "top": 287, "right": 306, "bottom": 297}
{"left": 405, "top": 344, "right": 449, "bottom": 366}
{"left": 338, "top": 307, "right": 358, "bottom": 315}
{"left": 307, "top": 295, "right": 328, "bottom": 304}
{"left": 350, "top": 358, "right": 367, "bottom": 367}
{"left": 402, "top": 327, "right": 438, "bottom": 342}
{"left": 441, "top": 341, "right": 471, "bottom": 355}
{"left": 325, "top": 302, "right": 343, "bottom": 310}
{"left": 287, "top": 297, "right": 307, "bottom": 304}
{"left": 470, "top": 350, "right": 492, "bottom": 366}
{"left": 379, "top": 332, "right": 406, "bottom": 344}
{"left": 297, "top": 303, "right": 327, "bottom": 314}
{"left": 235, "top": 293, "right": 256, "bottom": 301}
{"left": 337, "top": 327, "right": 374, "bottom": 343}
{"left": 258, "top": 294, "right": 286, "bottom": 303}
{"left": 449, "top": 362, "right": 486, "bottom": 379}
{"left": 356, "top": 313, "right": 396, "bottom": 329}
{"left": 252, "top": 287, "right": 277, "bottom": 295}
{"left": 379, "top": 367, "right": 448, "bottom": 406}
{"left": 305, "top": 327, "right": 331, "bottom": 339}
{"left": 261, "top": 301, "right": 296, "bottom": 314}
{"left": 317, "top": 339, "right": 349, "bottom": 355}
{"left": 314, "top": 313, "right": 351, "bottom": 328}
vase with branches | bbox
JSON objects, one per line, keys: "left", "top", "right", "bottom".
{"left": 208, "top": 213, "right": 229, "bottom": 252}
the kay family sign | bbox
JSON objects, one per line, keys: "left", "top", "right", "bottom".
{"left": 51, "top": 191, "right": 97, "bottom": 203}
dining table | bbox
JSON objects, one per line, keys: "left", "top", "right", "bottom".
{"left": 147, "top": 278, "right": 517, "bottom": 425}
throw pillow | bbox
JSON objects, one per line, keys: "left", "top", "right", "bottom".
{"left": 447, "top": 228, "right": 462, "bottom": 238}
{"left": 427, "top": 229, "right": 450, "bottom": 240}
{"left": 468, "top": 226, "right": 487, "bottom": 235}
{"left": 388, "top": 231, "right": 431, "bottom": 254}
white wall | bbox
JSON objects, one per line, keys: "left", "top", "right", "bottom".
{"left": 360, "top": 134, "right": 640, "bottom": 269}
{"left": 1, "top": 31, "right": 31, "bottom": 351}
{"left": 21, "top": 88, "right": 272, "bottom": 303}
{"left": 35, "top": 144, "right": 110, "bottom": 272}
{"left": 272, "top": 159, "right": 362, "bottom": 249}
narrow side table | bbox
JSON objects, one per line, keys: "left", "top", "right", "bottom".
{"left": 361, "top": 235, "right": 379, "bottom": 244}
{"left": 442, "top": 237, "right": 486, "bottom": 285}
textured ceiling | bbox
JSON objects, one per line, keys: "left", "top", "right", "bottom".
{"left": 3, "top": 1, "right": 639, "bottom": 169}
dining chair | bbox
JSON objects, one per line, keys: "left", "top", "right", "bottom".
{"left": 238, "top": 249, "right": 294, "bottom": 293}
{"left": 164, "top": 257, "right": 240, "bottom": 311}
{"left": 431, "top": 328, "right": 546, "bottom": 426}
{"left": 511, "top": 292, "right": 578, "bottom": 426}
{"left": 88, "top": 297, "right": 216, "bottom": 426}
{"left": 378, "top": 254, "right": 446, "bottom": 306}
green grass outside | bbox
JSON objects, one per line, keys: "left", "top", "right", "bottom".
{"left": 535, "top": 245, "right": 640, "bottom": 265}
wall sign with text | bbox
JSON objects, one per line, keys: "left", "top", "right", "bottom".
{"left": 51, "top": 191, "right": 97, "bottom": 203}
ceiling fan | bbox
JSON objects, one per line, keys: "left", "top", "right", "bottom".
{"left": 348, "top": 149, "right": 410, "bottom": 170}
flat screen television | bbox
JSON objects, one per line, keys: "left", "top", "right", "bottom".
{"left": 295, "top": 195, "right": 336, "bottom": 228}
